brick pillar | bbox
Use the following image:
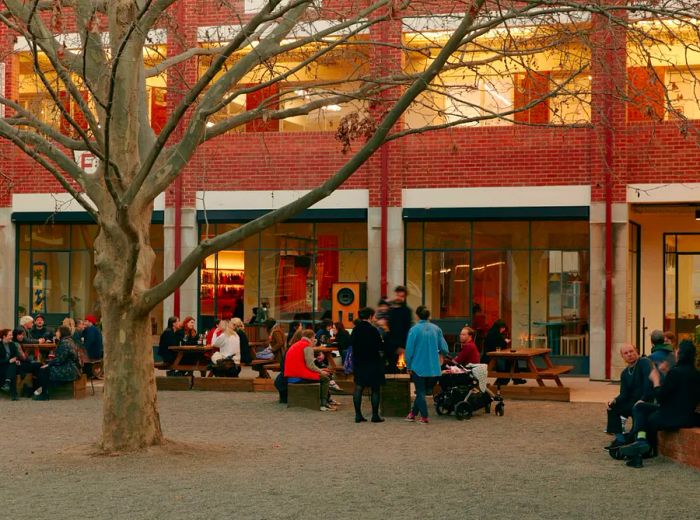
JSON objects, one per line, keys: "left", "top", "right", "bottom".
{"left": 589, "top": 13, "right": 629, "bottom": 380}
{"left": 367, "top": 10, "right": 404, "bottom": 306}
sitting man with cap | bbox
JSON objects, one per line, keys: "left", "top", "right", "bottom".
{"left": 605, "top": 344, "right": 654, "bottom": 451}
{"left": 82, "top": 315, "right": 103, "bottom": 361}
{"left": 284, "top": 329, "right": 334, "bottom": 411}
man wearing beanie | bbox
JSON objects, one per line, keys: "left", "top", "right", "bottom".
{"left": 82, "top": 315, "right": 103, "bottom": 361}
{"left": 649, "top": 329, "right": 674, "bottom": 376}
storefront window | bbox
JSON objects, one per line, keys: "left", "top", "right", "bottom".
{"left": 406, "top": 220, "right": 590, "bottom": 358}
{"left": 199, "top": 221, "right": 368, "bottom": 327}
{"left": 16, "top": 224, "right": 164, "bottom": 334}
{"left": 664, "top": 233, "right": 700, "bottom": 342}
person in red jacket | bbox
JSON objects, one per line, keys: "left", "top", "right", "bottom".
{"left": 284, "top": 329, "right": 333, "bottom": 411}
{"left": 452, "top": 327, "right": 481, "bottom": 366}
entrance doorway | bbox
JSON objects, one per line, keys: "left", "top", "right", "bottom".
{"left": 664, "top": 233, "right": 700, "bottom": 343}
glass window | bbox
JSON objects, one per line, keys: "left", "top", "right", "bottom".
{"left": 316, "top": 222, "right": 367, "bottom": 249}
{"left": 17, "top": 251, "right": 30, "bottom": 319}
{"left": 31, "top": 224, "right": 70, "bottom": 250}
{"left": 424, "top": 251, "right": 469, "bottom": 319}
{"left": 30, "top": 252, "right": 70, "bottom": 315}
{"left": 405, "top": 250, "right": 423, "bottom": 310}
{"left": 677, "top": 234, "right": 700, "bottom": 252}
{"left": 473, "top": 221, "right": 529, "bottom": 249}
{"left": 71, "top": 225, "right": 98, "bottom": 249}
{"left": 19, "top": 226, "right": 31, "bottom": 250}
{"left": 69, "top": 251, "right": 95, "bottom": 318}
{"left": 531, "top": 221, "right": 589, "bottom": 249}
{"left": 405, "top": 222, "right": 423, "bottom": 250}
{"left": 424, "top": 222, "right": 469, "bottom": 249}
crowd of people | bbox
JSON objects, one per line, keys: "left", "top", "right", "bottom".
{"left": 1, "top": 314, "right": 103, "bottom": 401}
{"left": 604, "top": 330, "right": 700, "bottom": 468}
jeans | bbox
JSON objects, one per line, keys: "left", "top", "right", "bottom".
{"left": 411, "top": 374, "right": 435, "bottom": 418}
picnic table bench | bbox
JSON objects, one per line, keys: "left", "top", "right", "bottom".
{"left": 486, "top": 348, "right": 574, "bottom": 401}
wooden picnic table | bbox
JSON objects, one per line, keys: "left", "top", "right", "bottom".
{"left": 24, "top": 342, "right": 57, "bottom": 362}
{"left": 169, "top": 345, "right": 217, "bottom": 374}
{"left": 486, "top": 348, "right": 573, "bottom": 387}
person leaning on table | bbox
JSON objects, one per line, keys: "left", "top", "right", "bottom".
{"left": 284, "top": 329, "right": 334, "bottom": 411}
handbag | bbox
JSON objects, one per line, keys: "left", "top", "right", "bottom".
{"left": 343, "top": 346, "right": 353, "bottom": 375}
{"left": 256, "top": 346, "right": 274, "bottom": 360}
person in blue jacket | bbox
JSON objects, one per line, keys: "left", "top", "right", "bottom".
{"left": 404, "top": 306, "right": 448, "bottom": 424}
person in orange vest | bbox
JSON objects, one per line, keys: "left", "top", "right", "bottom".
{"left": 284, "top": 329, "right": 333, "bottom": 411}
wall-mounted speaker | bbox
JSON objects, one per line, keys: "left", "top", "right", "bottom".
{"left": 332, "top": 282, "right": 366, "bottom": 330}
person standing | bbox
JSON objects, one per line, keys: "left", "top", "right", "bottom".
{"left": 404, "top": 306, "right": 448, "bottom": 424}
{"left": 386, "top": 286, "right": 413, "bottom": 373}
{"left": 350, "top": 307, "right": 386, "bottom": 423}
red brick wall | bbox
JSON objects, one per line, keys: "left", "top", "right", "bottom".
{"left": 658, "top": 428, "right": 700, "bottom": 470}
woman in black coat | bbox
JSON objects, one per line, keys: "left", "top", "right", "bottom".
{"left": 350, "top": 307, "right": 385, "bottom": 423}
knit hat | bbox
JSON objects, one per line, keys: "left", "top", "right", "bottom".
{"left": 650, "top": 329, "right": 664, "bottom": 345}
{"left": 84, "top": 315, "right": 98, "bottom": 325}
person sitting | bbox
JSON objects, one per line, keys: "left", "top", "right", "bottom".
{"left": 158, "top": 316, "right": 181, "bottom": 374}
{"left": 334, "top": 321, "right": 351, "bottom": 363}
{"left": 19, "top": 316, "right": 38, "bottom": 344}
{"left": 483, "top": 319, "right": 525, "bottom": 386}
{"left": 313, "top": 350, "right": 342, "bottom": 396}
{"left": 82, "top": 315, "right": 104, "bottom": 361}
{"left": 32, "top": 326, "right": 81, "bottom": 401}
{"left": 213, "top": 320, "right": 241, "bottom": 362}
{"left": 1, "top": 328, "right": 24, "bottom": 400}
{"left": 29, "top": 314, "right": 54, "bottom": 343}
{"left": 604, "top": 344, "right": 653, "bottom": 451}
{"left": 265, "top": 319, "right": 286, "bottom": 363}
{"left": 315, "top": 319, "right": 333, "bottom": 345}
{"left": 451, "top": 326, "right": 481, "bottom": 366}
{"left": 179, "top": 316, "right": 199, "bottom": 346}
{"left": 649, "top": 329, "right": 674, "bottom": 376}
{"left": 619, "top": 340, "right": 700, "bottom": 468}
{"left": 284, "top": 329, "right": 334, "bottom": 411}
{"left": 231, "top": 318, "right": 251, "bottom": 365}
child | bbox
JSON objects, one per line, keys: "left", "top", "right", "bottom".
{"left": 314, "top": 351, "right": 343, "bottom": 402}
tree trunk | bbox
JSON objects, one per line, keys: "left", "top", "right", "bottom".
{"left": 100, "top": 307, "right": 163, "bottom": 451}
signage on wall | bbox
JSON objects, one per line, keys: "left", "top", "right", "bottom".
{"left": 73, "top": 150, "right": 100, "bottom": 174}
{"left": 31, "top": 261, "right": 47, "bottom": 314}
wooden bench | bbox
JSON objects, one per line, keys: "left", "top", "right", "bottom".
{"left": 658, "top": 427, "right": 700, "bottom": 470}
{"left": 192, "top": 377, "right": 253, "bottom": 392}
{"left": 155, "top": 375, "right": 192, "bottom": 391}
{"left": 51, "top": 374, "right": 88, "bottom": 400}
{"left": 153, "top": 361, "right": 170, "bottom": 371}
{"left": 287, "top": 383, "right": 321, "bottom": 410}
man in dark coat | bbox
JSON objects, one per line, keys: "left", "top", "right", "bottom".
{"left": 619, "top": 340, "right": 700, "bottom": 468}
{"left": 351, "top": 307, "right": 386, "bottom": 423}
{"left": 386, "top": 285, "right": 412, "bottom": 373}
{"left": 605, "top": 344, "right": 654, "bottom": 450}
{"left": 158, "top": 316, "right": 181, "bottom": 369}
{"left": 1, "top": 328, "right": 23, "bottom": 400}
{"left": 29, "top": 315, "right": 53, "bottom": 342}
{"left": 82, "top": 315, "right": 103, "bottom": 360}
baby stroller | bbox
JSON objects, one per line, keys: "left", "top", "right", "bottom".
{"left": 434, "top": 363, "right": 504, "bottom": 420}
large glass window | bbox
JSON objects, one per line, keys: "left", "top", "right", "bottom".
{"left": 405, "top": 220, "right": 590, "bottom": 357}
{"left": 664, "top": 233, "right": 700, "bottom": 343}
{"left": 16, "top": 223, "right": 165, "bottom": 336}
{"left": 199, "top": 221, "right": 368, "bottom": 328}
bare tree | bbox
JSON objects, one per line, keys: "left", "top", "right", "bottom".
{"left": 0, "top": 0, "right": 698, "bottom": 452}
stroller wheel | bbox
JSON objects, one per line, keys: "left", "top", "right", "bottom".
{"left": 455, "top": 401, "right": 472, "bottom": 421}
{"left": 435, "top": 402, "right": 451, "bottom": 416}
{"left": 495, "top": 403, "right": 505, "bottom": 416}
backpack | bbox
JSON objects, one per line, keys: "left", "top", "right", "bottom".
{"left": 343, "top": 346, "right": 353, "bottom": 375}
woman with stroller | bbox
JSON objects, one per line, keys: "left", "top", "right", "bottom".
{"left": 350, "top": 307, "right": 386, "bottom": 423}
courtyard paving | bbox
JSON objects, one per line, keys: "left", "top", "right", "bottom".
{"left": 2, "top": 389, "right": 697, "bottom": 519}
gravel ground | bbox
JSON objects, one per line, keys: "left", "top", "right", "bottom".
{"left": 1, "top": 391, "right": 698, "bottom": 520}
